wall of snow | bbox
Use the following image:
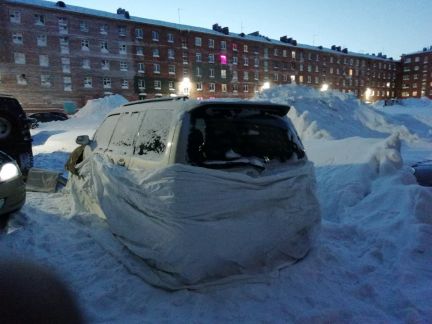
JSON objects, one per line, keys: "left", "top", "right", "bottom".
{"left": 256, "top": 85, "right": 418, "bottom": 142}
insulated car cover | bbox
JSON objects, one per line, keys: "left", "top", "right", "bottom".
{"left": 69, "top": 155, "right": 321, "bottom": 290}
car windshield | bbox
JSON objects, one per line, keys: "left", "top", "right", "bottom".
{"left": 188, "top": 106, "right": 305, "bottom": 168}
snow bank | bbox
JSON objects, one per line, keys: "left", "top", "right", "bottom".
{"left": 32, "top": 95, "right": 128, "bottom": 154}
{"left": 257, "top": 85, "right": 417, "bottom": 142}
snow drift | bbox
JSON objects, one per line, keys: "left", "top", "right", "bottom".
{"left": 257, "top": 85, "right": 418, "bottom": 142}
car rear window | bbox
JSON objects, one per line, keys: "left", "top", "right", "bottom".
{"left": 188, "top": 106, "right": 304, "bottom": 168}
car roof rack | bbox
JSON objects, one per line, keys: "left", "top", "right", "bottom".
{"left": 123, "top": 96, "right": 189, "bottom": 107}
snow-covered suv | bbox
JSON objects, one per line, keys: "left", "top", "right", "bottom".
{"left": 71, "top": 97, "right": 321, "bottom": 289}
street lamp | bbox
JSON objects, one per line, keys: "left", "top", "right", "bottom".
{"left": 261, "top": 81, "right": 271, "bottom": 91}
{"left": 320, "top": 83, "right": 329, "bottom": 92}
{"left": 180, "top": 77, "right": 191, "bottom": 96}
{"left": 365, "top": 88, "right": 373, "bottom": 101}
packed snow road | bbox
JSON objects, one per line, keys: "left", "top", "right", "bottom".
{"left": 1, "top": 88, "right": 432, "bottom": 323}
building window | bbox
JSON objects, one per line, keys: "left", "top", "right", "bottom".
{"left": 103, "top": 77, "right": 111, "bottom": 89}
{"left": 14, "top": 52, "right": 26, "bottom": 64}
{"left": 136, "top": 47, "right": 144, "bottom": 56}
{"left": 181, "top": 38, "right": 188, "bottom": 49}
{"left": 80, "top": 21, "right": 89, "bottom": 32}
{"left": 118, "top": 25, "right": 126, "bottom": 36}
{"left": 220, "top": 41, "right": 226, "bottom": 50}
{"left": 81, "top": 58, "right": 90, "bottom": 69}
{"left": 221, "top": 69, "right": 227, "bottom": 79}
{"left": 169, "top": 81, "right": 175, "bottom": 91}
{"left": 63, "top": 76, "right": 72, "bottom": 91}
{"left": 100, "top": 24, "right": 108, "bottom": 35}
{"left": 196, "top": 52, "right": 202, "bottom": 62}
{"left": 222, "top": 83, "right": 227, "bottom": 92}
{"left": 273, "top": 73, "right": 279, "bottom": 81}
{"left": 182, "top": 52, "right": 188, "bottom": 64}
{"left": 183, "top": 67, "right": 189, "bottom": 77}
{"left": 208, "top": 53, "right": 215, "bottom": 63}
{"left": 60, "top": 37, "right": 69, "bottom": 54}
{"left": 100, "top": 41, "right": 109, "bottom": 53}
{"left": 168, "top": 65, "right": 176, "bottom": 75}
{"left": 152, "top": 31, "right": 159, "bottom": 41}
{"left": 232, "top": 56, "right": 238, "bottom": 65}
{"left": 154, "top": 80, "right": 161, "bottom": 90}
{"left": 58, "top": 18, "right": 68, "bottom": 34}
{"left": 243, "top": 84, "right": 249, "bottom": 92}
{"left": 138, "top": 63, "right": 145, "bottom": 73}
{"left": 208, "top": 39, "right": 214, "bottom": 48}
{"left": 232, "top": 83, "right": 238, "bottom": 93}
{"left": 232, "top": 71, "right": 238, "bottom": 81}
{"left": 254, "top": 57, "right": 259, "bottom": 67}
{"left": 101, "top": 60, "right": 110, "bottom": 70}
{"left": 153, "top": 63, "right": 161, "bottom": 74}
{"left": 84, "top": 77, "right": 92, "bottom": 88}
{"left": 196, "top": 82, "right": 203, "bottom": 91}
{"left": 10, "top": 10, "right": 21, "bottom": 24}
{"left": 152, "top": 48, "right": 160, "bottom": 57}
{"left": 273, "top": 48, "right": 278, "bottom": 56}
{"left": 40, "top": 75, "right": 51, "bottom": 87}
{"left": 243, "top": 71, "right": 249, "bottom": 81}
{"left": 37, "top": 34, "right": 47, "bottom": 47}
{"left": 243, "top": 56, "right": 249, "bottom": 66}
{"left": 209, "top": 68, "right": 215, "bottom": 78}
{"left": 168, "top": 49, "right": 175, "bottom": 60}
{"left": 195, "top": 37, "right": 202, "bottom": 46}
{"left": 119, "top": 43, "right": 127, "bottom": 55}
{"left": 220, "top": 55, "right": 227, "bottom": 65}
{"left": 39, "top": 54, "right": 49, "bottom": 67}
{"left": 17, "top": 74, "right": 27, "bottom": 85}
{"left": 12, "top": 32, "right": 23, "bottom": 45}
{"left": 209, "top": 83, "right": 216, "bottom": 92}
{"left": 196, "top": 66, "right": 202, "bottom": 77}
{"left": 254, "top": 71, "right": 259, "bottom": 80}
{"left": 120, "top": 61, "right": 128, "bottom": 71}
{"left": 135, "top": 28, "right": 143, "bottom": 39}
{"left": 167, "top": 33, "right": 174, "bottom": 43}
{"left": 121, "top": 80, "right": 129, "bottom": 89}
{"left": 59, "top": 57, "right": 69, "bottom": 73}
{"left": 138, "top": 79, "right": 145, "bottom": 90}
{"left": 233, "top": 43, "right": 238, "bottom": 51}
{"left": 34, "top": 14, "right": 45, "bottom": 25}
{"left": 81, "top": 39, "right": 89, "bottom": 51}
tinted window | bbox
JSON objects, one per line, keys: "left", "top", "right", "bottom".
{"left": 134, "top": 110, "right": 172, "bottom": 161}
{"left": 109, "top": 112, "right": 142, "bottom": 155}
{"left": 93, "top": 114, "right": 120, "bottom": 150}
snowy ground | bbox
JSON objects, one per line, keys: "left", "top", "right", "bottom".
{"left": 1, "top": 88, "right": 432, "bottom": 323}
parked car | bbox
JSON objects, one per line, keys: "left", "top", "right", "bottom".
{"left": 0, "top": 151, "right": 26, "bottom": 216}
{"left": 70, "top": 97, "right": 321, "bottom": 288}
{"left": 411, "top": 160, "right": 432, "bottom": 187}
{"left": 28, "top": 111, "right": 69, "bottom": 128}
{"left": 0, "top": 94, "right": 33, "bottom": 175}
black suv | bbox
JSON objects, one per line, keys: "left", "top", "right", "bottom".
{"left": 0, "top": 94, "right": 33, "bottom": 175}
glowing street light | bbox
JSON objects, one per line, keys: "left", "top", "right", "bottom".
{"left": 365, "top": 88, "right": 373, "bottom": 101}
{"left": 320, "top": 83, "right": 329, "bottom": 92}
{"left": 180, "top": 77, "right": 191, "bottom": 96}
{"left": 261, "top": 81, "right": 271, "bottom": 91}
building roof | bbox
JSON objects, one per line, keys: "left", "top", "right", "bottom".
{"left": 402, "top": 47, "right": 432, "bottom": 56}
{"left": 7, "top": 0, "right": 397, "bottom": 62}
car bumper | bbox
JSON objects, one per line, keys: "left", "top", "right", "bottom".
{"left": 0, "top": 176, "right": 26, "bottom": 215}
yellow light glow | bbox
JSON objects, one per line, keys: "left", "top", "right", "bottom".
{"left": 261, "top": 82, "right": 271, "bottom": 91}
{"left": 365, "top": 88, "right": 373, "bottom": 101}
{"left": 180, "top": 77, "right": 191, "bottom": 96}
{"left": 320, "top": 83, "right": 329, "bottom": 92}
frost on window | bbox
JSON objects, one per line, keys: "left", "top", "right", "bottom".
{"left": 109, "top": 112, "right": 142, "bottom": 155}
{"left": 134, "top": 110, "right": 172, "bottom": 161}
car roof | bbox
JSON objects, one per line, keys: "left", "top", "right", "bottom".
{"left": 114, "top": 97, "right": 290, "bottom": 117}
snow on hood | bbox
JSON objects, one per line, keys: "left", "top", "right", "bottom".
{"left": 256, "top": 85, "right": 418, "bottom": 142}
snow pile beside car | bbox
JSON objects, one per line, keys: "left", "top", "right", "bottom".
{"left": 257, "top": 85, "right": 417, "bottom": 141}
{"left": 32, "top": 95, "right": 128, "bottom": 154}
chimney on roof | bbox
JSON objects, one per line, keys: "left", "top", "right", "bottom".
{"left": 342, "top": 48, "right": 348, "bottom": 53}
{"left": 212, "top": 23, "right": 220, "bottom": 32}
{"left": 280, "top": 35, "right": 288, "bottom": 43}
{"left": 331, "top": 45, "right": 336, "bottom": 50}
{"left": 240, "top": 33, "right": 245, "bottom": 37}
{"left": 56, "top": 1, "right": 66, "bottom": 7}
{"left": 336, "top": 46, "right": 341, "bottom": 51}
{"left": 249, "top": 31, "right": 260, "bottom": 36}
{"left": 222, "top": 27, "right": 229, "bottom": 35}
{"left": 318, "top": 45, "right": 323, "bottom": 50}
{"left": 291, "top": 39, "right": 297, "bottom": 46}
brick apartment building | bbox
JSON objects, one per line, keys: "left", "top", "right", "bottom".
{"left": 400, "top": 48, "right": 432, "bottom": 98}
{"left": 0, "top": 0, "right": 403, "bottom": 112}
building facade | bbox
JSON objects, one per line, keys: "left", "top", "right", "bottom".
{"left": 1, "top": 0, "right": 402, "bottom": 112}
{"left": 400, "top": 48, "right": 432, "bottom": 98}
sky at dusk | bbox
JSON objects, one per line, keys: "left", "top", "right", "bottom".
{"left": 65, "top": 0, "right": 432, "bottom": 59}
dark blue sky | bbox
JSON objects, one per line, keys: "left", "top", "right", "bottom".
{"left": 67, "top": 0, "right": 432, "bottom": 59}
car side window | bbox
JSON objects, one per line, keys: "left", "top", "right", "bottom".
{"left": 93, "top": 114, "right": 120, "bottom": 151}
{"left": 133, "top": 109, "right": 172, "bottom": 161}
{"left": 108, "top": 112, "right": 143, "bottom": 155}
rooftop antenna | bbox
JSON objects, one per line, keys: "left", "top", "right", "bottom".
{"left": 177, "top": 8, "right": 182, "bottom": 24}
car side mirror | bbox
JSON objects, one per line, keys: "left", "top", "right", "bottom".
{"left": 76, "top": 135, "right": 90, "bottom": 146}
